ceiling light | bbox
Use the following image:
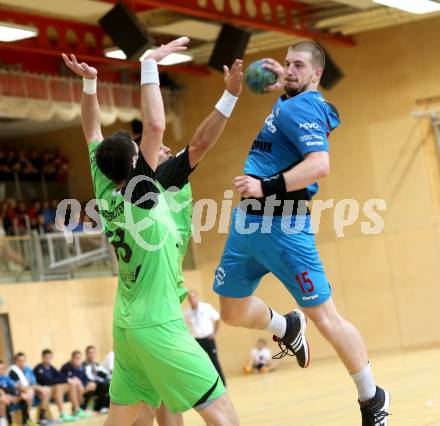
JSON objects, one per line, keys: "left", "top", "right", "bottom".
{"left": 373, "top": 0, "right": 440, "bottom": 14}
{"left": 104, "top": 47, "right": 127, "bottom": 60}
{"left": 139, "top": 50, "right": 193, "bottom": 65}
{"left": 105, "top": 47, "right": 193, "bottom": 65}
{"left": 0, "top": 22, "right": 38, "bottom": 42}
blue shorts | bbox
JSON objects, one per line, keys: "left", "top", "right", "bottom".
{"left": 213, "top": 208, "right": 331, "bottom": 307}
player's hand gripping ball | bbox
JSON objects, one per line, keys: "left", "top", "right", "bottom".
{"left": 244, "top": 60, "right": 278, "bottom": 94}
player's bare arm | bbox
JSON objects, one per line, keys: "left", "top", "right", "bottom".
{"left": 283, "top": 151, "right": 329, "bottom": 191}
{"left": 140, "top": 37, "right": 190, "bottom": 171}
{"left": 188, "top": 59, "right": 243, "bottom": 168}
{"left": 61, "top": 53, "right": 103, "bottom": 144}
{"left": 233, "top": 151, "right": 329, "bottom": 199}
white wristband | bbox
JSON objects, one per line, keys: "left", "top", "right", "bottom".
{"left": 141, "top": 59, "right": 160, "bottom": 86}
{"left": 215, "top": 90, "right": 238, "bottom": 118}
{"left": 83, "top": 77, "right": 97, "bottom": 95}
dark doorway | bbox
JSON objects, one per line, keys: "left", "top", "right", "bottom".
{"left": 0, "top": 314, "right": 14, "bottom": 364}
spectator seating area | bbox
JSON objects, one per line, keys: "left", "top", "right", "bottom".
{"left": 0, "top": 148, "right": 68, "bottom": 184}
{"left": 0, "top": 198, "right": 114, "bottom": 282}
{"left": 0, "top": 148, "right": 69, "bottom": 204}
{"left": 0, "top": 198, "right": 97, "bottom": 237}
{"left": 1, "top": 198, "right": 59, "bottom": 236}
{"left": 0, "top": 346, "right": 111, "bottom": 425}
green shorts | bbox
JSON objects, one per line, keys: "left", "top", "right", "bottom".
{"left": 110, "top": 319, "right": 225, "bottom": 413}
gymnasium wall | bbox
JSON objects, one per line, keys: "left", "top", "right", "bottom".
{"left": 2, "top": 16, "right": 440, "bottom": 375}
{"left": 0, "top": 276, "right": 116, "bottom": 366}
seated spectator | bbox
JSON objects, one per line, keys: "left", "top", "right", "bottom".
{"left": 61, "top": 351, "right": 93, "bottom": 419}
{"left": 41, "top": 201, "right": 56, "bottom": 233}
{"left": 52, "top": 150, "right": 69, "bottom": 183}
{"left": 29, "top": 149, "right": 43, "bottom": 177}
{"left": 34, "top": 214, "right": 48, "bottom": 235}
{"left": 0, "top": 359, "right": 33, "bottom": 425}
{"left": 34, "top": 349, "right": 79, "bottom": 422}
{"left": 243, "top": 339, "right": 278, "bottom": 374}
{"left": 42, "top": 151, "right": 57, "bottom": 182}
{"left": 50, "top": 199, "right": 59, "bottom": 214}
{"left": 27, "top": 200, "right": 42, "bottom": 230}
{"left": 15, "top": 201, "right": 29, "bottom": 235}
{"left": 17, "top": 149, "right": 39, "bottom": 181}
{"left": 3, "top": 199, "right": 17, "bottom": 236}
{"left": 6, "top": 150, "right": 19, "bottom": 177}
{"left": 83, "top": 346, "right": 110, "bottom": 413}
{"left": 0, "top": 152, "right": 13, "bottom": 181}
{"left": 8, "top": 352, "right": 51, "bottom": 425}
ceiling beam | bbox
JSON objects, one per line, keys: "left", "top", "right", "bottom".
{"left": 95, "top": 0, "right": 355, "bottom": 46}
{"left": 0, "top": 7, "right": 209, "bottom": 76}
{"left": 95, "top": 0, "right": 156, "bottom": 13}
{"left": 0, "top": 7, "right": 106, "bottom": 53}
{"left": 329, "top": 0, "right": 373, "bottom": 9}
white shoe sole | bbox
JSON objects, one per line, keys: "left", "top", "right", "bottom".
{"left": 293, "top": 309, "right": 310, "bottom": 368}
{"left": 380, "top": 389, "right": 391, "bottom": 425}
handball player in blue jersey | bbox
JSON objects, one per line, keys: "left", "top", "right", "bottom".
{"left": 214, "top": 41, "right": 390, "bottom": 425}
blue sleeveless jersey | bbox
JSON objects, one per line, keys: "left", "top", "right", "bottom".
{"left": 244, "top": 90, "right": 340, "bottom": 198}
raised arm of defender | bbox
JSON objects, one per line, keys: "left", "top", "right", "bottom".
{"left": 61, "top": 53, "right": 103, "bottom": 144}
{"left": 188, "top": 59, "right": 243, "bottom": 168}
{"left": 139, "top": 37, "right": 190, "bottom": 171}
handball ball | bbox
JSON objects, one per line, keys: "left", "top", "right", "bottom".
{"left": 244, "top": 60, "right": 278, "bottom": 94}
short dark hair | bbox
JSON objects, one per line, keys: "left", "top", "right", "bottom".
{"left": 71, "top": 350, "right": 81, "bottom": 359}
{"left": 95, "top": 131, "right": 135, "bottom": 185}
{"left": 14, "top": 352, "right": 25, "bottom": 361}
{"left": 85, "top": 345, "right": 95, "bottom": 353}
{"left": 289, "top": 40, "right": 325, "bottom": 69}
{"left": 42, "top": 349, "right": 52, "bottom": 357}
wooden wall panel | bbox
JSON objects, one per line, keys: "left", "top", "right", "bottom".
{"left": 0, "top": 277, "right": 117, "bottom": 367}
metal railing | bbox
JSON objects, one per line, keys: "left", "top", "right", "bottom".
{"left": 0, "top": 172, "right": 68, "bottom": 203}
{"left": 0, "top": 230, "right": 197, "bottom": 283}
{"left": 0, "top": 232, "right": 117, "bottom": 283}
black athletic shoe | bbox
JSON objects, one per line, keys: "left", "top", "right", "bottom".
{"left": 360, "top": 386, "right": 391, "bottom": 426}
{"left": 272, "top": 309, "right": 310, "bottom": 368}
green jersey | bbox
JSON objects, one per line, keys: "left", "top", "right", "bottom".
{"left": 91, "top": 144, "right": 226, "bottom": 410}
{"left": 156, "top": 147, "right": 194, "bottom": 303}
{"left": 157, "top": 182, "right": 192, "bottom": 302}
{"left": 89, "top": 141, "right": 183, "bottom": 328}
{"left": 170, "top": 183, "right": 192, "bottom": 285}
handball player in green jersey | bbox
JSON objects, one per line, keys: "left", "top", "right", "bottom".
{"left": 135, "top": 53, "right": 244, "bottom": 426}
{"left": 62, "top": 37, "right": 242, "bottom": 426}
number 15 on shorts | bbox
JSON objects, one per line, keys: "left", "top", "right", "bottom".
{"left": 295, "top": 271, "right": 315, "bottom": 294}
